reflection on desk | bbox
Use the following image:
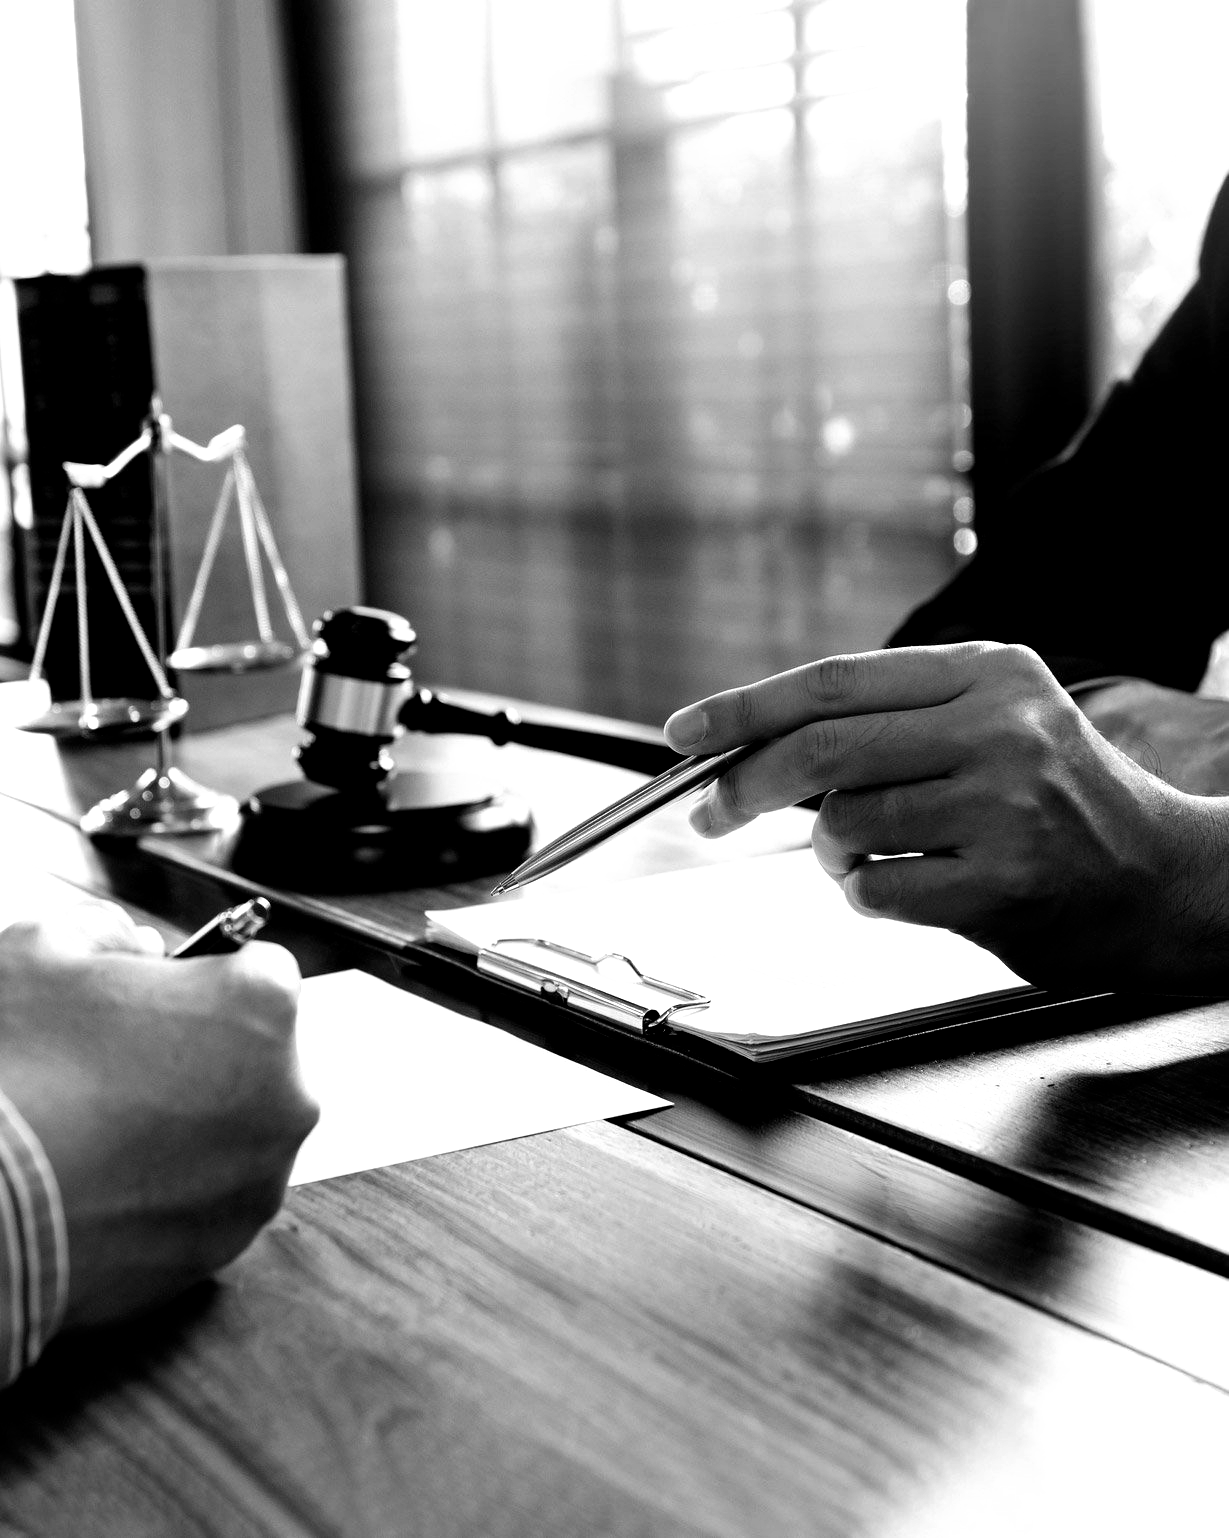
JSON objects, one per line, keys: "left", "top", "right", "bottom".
{"left": 4, "top": 1123, "right": 1228, "bottom": 1536}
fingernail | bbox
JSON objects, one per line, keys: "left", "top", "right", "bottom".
{"left": 665, "top": 705, "right": 708, "bottom": 752}
{"left": 688, "top": 797, "right": 712, "bottom": 835}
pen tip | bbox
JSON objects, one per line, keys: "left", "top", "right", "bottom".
{"left": 489, "top": 881, "right": 509, "bottom": 896}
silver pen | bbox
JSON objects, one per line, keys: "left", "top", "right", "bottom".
{"left": 171, "top": 897, "right": 271, "bottom": 957}
{"left": 490, "top": 743, "right": 758, "bottom": 896}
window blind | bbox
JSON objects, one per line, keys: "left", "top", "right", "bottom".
{"left": 295, "top": 0, "right": 968, "bottom": 723}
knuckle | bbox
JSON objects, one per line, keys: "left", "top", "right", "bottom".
{"left": 978, "top": 642, "right": 1045, "bottom": 679}
{"left": 246, "top": 1175, "right": 292, "bottom": 1233}
{"left": 801, "top": 653, "right": 863, "bottom": 710}
{"left": 982, "top": 705, "right": 1046, "bottom": 768}
{"left": 715, "top": 763, "right": 754, "bottom": 816}
{"left": 724, "top": 686, "right": 760, "bottom": 739}
{"left": 228, "top": 948, "right": 301, "bottom": 1027}
{"left": 0, "top": 918, "right": 41, "bottom": 952}
{"left": 255, "top": 1071, "right": 319, "bottom": 1157}
{"left": 1001, "top": 641, "right": 1047, "bottom": 676}
{"left": 992, "top": 841, "right": 1048, "bottom": 908}
{"left": 293, "top": 1088, "right": 322, "bottom": 1141}
{"left": 846, "top": 861, "right": 900, "bottom": 917}
{"left": 816, "top": 787, "right": 847, "bottom": 840}
{"left": 793, "top": 719, "right": 843, "bottom": 785}
{"left": 979, "top": 640, "right": 1050, "bottom": 689}
{"left": 817, "top": 786, "right": 874, "bottom": 846}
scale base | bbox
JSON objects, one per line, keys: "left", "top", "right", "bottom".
{"left": 81, "top": 765, "right": 239, "bottom": 837}
{"left": 234, "top": 769, "right": 534, "bottom": 892}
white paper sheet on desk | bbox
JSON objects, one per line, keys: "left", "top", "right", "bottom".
{"left": 289, "top": 969, "right": 669, "bottom": 1186}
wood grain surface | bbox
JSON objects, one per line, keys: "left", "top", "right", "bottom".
{"left": 5, "top": 718, "right": 1229, "bottom": 1536}
{"left": 630, "top": 1098, "right": 1229, "bottom": 1388}
{"left": 805, "top": 994, "right": 1229, "bottom": 1265}
{"left": 2, "top": 1123, "right": 1227, "bottom": 1538}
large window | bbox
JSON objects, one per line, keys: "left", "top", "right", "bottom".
{"left": 306, "top": 0, "right": 969, "bottom": 723}
{"left": 1089, "top": 0, "right": 1229, "bottom": 384}
{"left": 0, "top": 0, "right": 90, "bottom": 652}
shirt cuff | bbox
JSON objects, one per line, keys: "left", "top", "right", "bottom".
{"left": 0, "top": 1086, "right": 69, "bottom": 1386}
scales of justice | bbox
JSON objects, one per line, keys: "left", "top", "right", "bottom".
{"left": 15, "top": 397, "right": 310, "bottom": 837}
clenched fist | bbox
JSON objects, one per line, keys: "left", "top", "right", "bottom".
{"left": 0, "top": 900, "right": 318, "bottom": 1330}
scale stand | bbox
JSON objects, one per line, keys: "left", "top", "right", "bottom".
{"left": 24, "top": 403, "right": 234, "bottom": 834}
{"left": 82, "top": 406, "right": 238, "bottom": 835}
{"left": 16, "top": 400, "right": 312, "bottom": 836}
{"left": 167, "top": 426, "right": 310, "bottom": 673}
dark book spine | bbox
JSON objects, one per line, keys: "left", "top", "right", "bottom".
{"left": 14, "top": 267, "right": 164, "bottom": 702}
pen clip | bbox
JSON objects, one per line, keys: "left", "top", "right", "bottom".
{"left": 478, "top": 936, "right": 710, "bottom": 1034}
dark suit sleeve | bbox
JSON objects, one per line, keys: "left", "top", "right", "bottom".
{"left": 889, "top": 174, "right": 1229, "bottom": 692}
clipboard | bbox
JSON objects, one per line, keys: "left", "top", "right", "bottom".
{"left": 423, "top": 850, "right": 1073, "bottom": 1070}
{"left": 478, "top": 937, "right": 711, "bottom": 1033}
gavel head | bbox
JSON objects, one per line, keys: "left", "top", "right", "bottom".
{"left": 293, "top": 606, "right": 417, "bottom": 792}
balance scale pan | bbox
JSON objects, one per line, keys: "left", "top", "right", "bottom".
{"left": 169, "top": 640, "right": 303, "bottom": 674}
{"left": 18, "top": 696, "right": 189, "bottom": 739}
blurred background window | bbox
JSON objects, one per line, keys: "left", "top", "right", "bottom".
{"left": 5, "top": 1, "right": 1225, "bottom": 717}
{"left": 0, "top": 0, "right": 89, "bottom": 652}
{"left": 1088, "top": 0, "right": 1229, "bottom": 386}
{"left": 299, "top": 0, "right": 971, "bottom": 723}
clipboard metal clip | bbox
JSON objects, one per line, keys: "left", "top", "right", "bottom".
{"left": 478, "top": 937, "right": 710, "bottom": 1035}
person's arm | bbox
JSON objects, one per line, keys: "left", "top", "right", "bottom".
{"left": 892, "top": 174, "right": 1229, "bottom": 788}
{"left": 0, "top": 899, "right": 318, "bottom": 1371}
{"left": 893, "top": 174, "right": 1229, "bottom": 691}
{"left": 0, "top": 1085, "right": 67, "bottom": 1386}
{"left": 665, "top": 643, "right": 1229, "bottom": 994}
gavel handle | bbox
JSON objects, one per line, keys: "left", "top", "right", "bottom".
{"left": 398, "top": 688, "right": 680, "bottom": 776}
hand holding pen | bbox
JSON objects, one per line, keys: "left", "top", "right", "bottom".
{"left": 656, "top": 644, "right": 1229, "bottom": 993}
{"left": 0, "top": 894, "right": 314, "bottom": 1336}
{"left": 490, "top": 640, "right": 1228, "bottom": 992}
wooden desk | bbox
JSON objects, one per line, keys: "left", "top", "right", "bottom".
{"left": 2, "top": 715, "right": 1229, "bottom": 1532}
{"left": 4, "top": 1123, "right": 1229, "bottom": 1536}
{"left": 71, "top": 715, "right": 1229, "bottom": 1277}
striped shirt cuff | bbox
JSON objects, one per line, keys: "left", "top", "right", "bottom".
{"left": 0, "top": 1086, "right": 69, "bottom": 1386}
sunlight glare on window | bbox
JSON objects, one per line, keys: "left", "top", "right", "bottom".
{"left": 338, "top": 0, "right": 971, "bottom": 719}
{"left": 0, "top": 0, "right": 89, "bottom": 276}
{"left": 395, "top": 0, "right": 489, "bottom": 160}
{"left": 629, "top": 7, "right": 794, "bottom": 84}
{"left": 620, "top": 0, "right": 787, "bottom": 35}
{"left": 491, "top": 0, "right": 613, "bottom": 146}
{"left": 664, "top": 63, "right": 795, "bottom": 122}
{"left": 805, "top": 0, "right": 965, "bottom": 114}
{"left": 1088, "top": 0, "right": 1229, "bottom": 380}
